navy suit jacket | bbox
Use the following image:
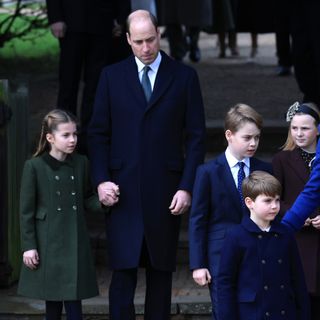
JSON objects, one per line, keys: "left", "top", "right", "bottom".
{"left": 88, "top": 52, "right": 206, "bottom": 270}
{"left": 189, "top": 153, "right": 272, "bottom": 275}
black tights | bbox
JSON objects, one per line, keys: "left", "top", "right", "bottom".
{"left": 45, "top": 300, "right": 82, "bottom": 320}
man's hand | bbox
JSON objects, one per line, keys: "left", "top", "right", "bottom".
{"left": 50, "top": 21, "right": 67, "bottom": 38}
{"left": 169, "top": 190, "right": 191, "bottom": 215}
{"left": 23, "top": 249, "right": 39, "bottom": 270}
{"left": 193, "top": 268, "right": 212, "bottom": 286}
{"left": 98, "top": 181, "right": 120, "bottom": 206}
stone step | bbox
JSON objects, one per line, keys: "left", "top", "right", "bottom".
{"left": 0, "top": 265, "right": 212, "bottom": 320}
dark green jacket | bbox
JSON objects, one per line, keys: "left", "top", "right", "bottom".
{"left": 18, "top": 152, "right": 103, "bottom": 300}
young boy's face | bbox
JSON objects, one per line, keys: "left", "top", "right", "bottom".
{"left": 246, "top": 194, "right": 280, "bottom": 226}
{"left": 225, "top": 122, "right": 260, "bottom": 160}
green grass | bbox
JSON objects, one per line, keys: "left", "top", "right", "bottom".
{"left": 0, "top": 28, "right": 59, "bottom": 59}
{"left": 0, "top": 12, "right": 59, "bottom": 73}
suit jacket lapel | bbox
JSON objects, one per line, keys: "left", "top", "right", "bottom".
{"left": 217, "top": 154, "right": 243, "bottom": 215}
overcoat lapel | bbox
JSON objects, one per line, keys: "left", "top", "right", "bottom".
{"left": 147, "top": 53, "right": 174, "bottom": 110}
{"left": 125, "top": 56, "right": 147, "bottom": 109}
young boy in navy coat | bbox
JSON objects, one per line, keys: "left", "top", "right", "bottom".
{"left": 189, "top": 104, "right": 272, "bottom": 319}
{"left": 217, "top": 171, "right": 310, "bottom": 320}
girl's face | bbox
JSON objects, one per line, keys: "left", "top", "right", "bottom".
{"left": 290, "top": 114, "right": 318, "bottom": 152}
{"left": 46, "top": 122, "right": 77, "bottom": 161}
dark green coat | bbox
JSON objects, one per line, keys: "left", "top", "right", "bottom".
{"left": 18, "top": 152, "right": 103, "bottom": 300}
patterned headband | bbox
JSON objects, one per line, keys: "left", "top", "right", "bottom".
{"left": 286, "top": 101, "right": 320, "bottom": 123}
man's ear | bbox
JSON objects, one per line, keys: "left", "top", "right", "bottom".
{"left": 126, "top": 32, "right": 131, "bottom": 46}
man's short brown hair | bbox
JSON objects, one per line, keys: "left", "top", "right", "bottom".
{"left": 242, "top": 171, "right": 281, "bottom": 200}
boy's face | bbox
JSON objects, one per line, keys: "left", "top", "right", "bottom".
{"left": 245, "top": 194, "right": 280, "bottom": 227}
{"left": 225, "top": 122, "right": 260, "bottom": 160}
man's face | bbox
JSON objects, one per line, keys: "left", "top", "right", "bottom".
{"left": 126, "top": 18, "right": 161, "bottom": 65}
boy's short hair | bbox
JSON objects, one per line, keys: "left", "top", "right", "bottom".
{"left": 242, "top": 171, "right": 282, "bottom": 200}
{"left": 224, "top": 103, "right": 263, "bottom": 132}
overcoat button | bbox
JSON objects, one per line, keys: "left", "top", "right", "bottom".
{"left": 261, "top": 259, "right": 266, "bottom": 264}
{"left": 258, "top": 235, "right": 262, "bottom": 239}
{"left": 55, "top": 175, "right": 60, "bottom": 180}
{"left": 56, "top": 191, "right": 61, "bottom": 196}
{"left": 71, "top": 191, "right": 76, "bottom": 195}
{"left": 281, "top": 310, "right": 286, "bottom": 315}
{"left": 72, "top": 205, "right": 77, "bottom": 210}
{"left": 280, "top": 284, "right": 285, "bottom": 289}
{"left": 265, "top": 311, "right": 270, "bottom": 317}
{"left": 70, "top": 175, "right": 74, "bottom": 180}
{"left": 264, "top": 285, "right": 268, "bottom": 290}
{"left": 278, "top": 259, "right": 283, "bottom": 264}
{"left": 57, "top": 207, "right": 62, "bottom": 211}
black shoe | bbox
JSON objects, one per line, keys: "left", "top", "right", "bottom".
{"left": 189, "top": 46, "right": 201, "bottom": 62}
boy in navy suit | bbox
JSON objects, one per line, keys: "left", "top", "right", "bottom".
{"left": 189, "top": 103, "right": 271, "bottom": 319}
{"left": 217, "top": 171, "right": 310, "bottom": 320}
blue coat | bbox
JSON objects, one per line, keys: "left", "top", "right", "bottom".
{"left": 189, "top": 153, "right": 271, "bottom": 275}
{"left": 282, "top": 139, "right": 320, "bottom": 231}
{"left": 217, "top": 216, "right": 310, "bottom": 320}
{"left": 88, "top": 52, "right": 206, "bottom": 271}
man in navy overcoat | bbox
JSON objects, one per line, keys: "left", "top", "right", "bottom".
{"left": 88, "top": 10, "right": 206, "bottom": 319}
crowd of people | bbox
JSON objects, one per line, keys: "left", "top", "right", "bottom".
{"left": 15, "top": 1, "right": 320, "bottom": 320}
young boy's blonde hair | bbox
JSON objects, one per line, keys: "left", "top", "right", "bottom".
{"left": 224, "top": 103, "right": 263, "bottom": 132}
{"left": 242, "top": 171, "right": 282, "bottom": 201}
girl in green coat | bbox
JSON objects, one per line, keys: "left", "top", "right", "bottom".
{"left": 18, "top": 109, "right": 104, "bottom": 320}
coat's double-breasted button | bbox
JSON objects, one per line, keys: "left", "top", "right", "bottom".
{"left": 57, "top": 206, "right": 62, "bottom": 212}
{"left": 70, "top": 175, "right": 74, "bottom": 180}
{"left": 281, "top": 310, "right": 286, "bottom": 315}
{"left": 278, "top": 259, "right": 283, "bottom": 264}
{"left": 258, "top": 234, "right": 263, "bottom": 239}
{"left": 274, "top": 233, "right": 278, "bottom": 237}
{"left": 264, "top": 285, "right": 268, "bottom": 291}
{"left": 71, "top": 191, "right": 76, "bottom": 196}
{"left": 261, "top": 259, "right": 266, "bottom": 264}
{"left": 56, "top": 191, "right": 61, "bottom": 196}
{"left": 55, "top": 175, "right": 60, "bottom": 180}
{"left": 280, "top": 284, "right": 285, "bottom": 289}
{"left": 72, "top": 205, "right": 77, "bottom": 211}
{"left": 265, "top": 311, "right": 270, "bottom": 317}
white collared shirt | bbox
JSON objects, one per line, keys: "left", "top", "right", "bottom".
{"left": 135, "top": 52, "right": 162, "bottom": 90}
{"left": 225, "top": 147, "right": 250, "bottom": 187}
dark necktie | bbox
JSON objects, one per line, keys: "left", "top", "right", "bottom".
{"left": 141, "top": 65, "right": 152, "bottom": 102}
{"left": 237, "top": 162, "right": 246, "bottom": 206}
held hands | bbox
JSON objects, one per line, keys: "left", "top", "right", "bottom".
{"left": 23, "top": 249, "right": 39, "bottom": 270}
{"left": 193, "top": 268, "right": 212, "bottom": 286}
{"left": 98, "top": 181, "right": 120, "bottom": 206}
{"left": 50, "top": 22, "right": 66, "bottom": 38}
{"left": 169, "top": 190, "right": 191, "bottom": 215}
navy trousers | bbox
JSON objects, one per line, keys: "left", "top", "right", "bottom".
{"left": 108, "top": 240, "right": 173, "bottom": 320}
